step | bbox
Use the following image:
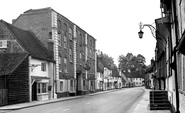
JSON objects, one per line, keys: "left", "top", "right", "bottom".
{"left": 150, "top": 106, "right": 170, "bottom": 110}
{"left": 150, "top": 100, "right": 169, "bottom": 103}
{"left": 150, "top": 103, "right": 170, "bottom": 107}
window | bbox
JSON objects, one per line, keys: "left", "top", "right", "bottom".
{"left": 80, "top": 34, "right": 83, "bottom": 46}
{"left": 79, "top": 52, "right": 82, "bottom": 60}
{"left": 59, "top": 57, "right": 62, "bottom": 72}
{"left": 83, "top": 80, "right": 85, "bottom": 90}
{"left": 64, "top": 23, "right": 67, "bottom": 35}
{"left": 64, "top": 36, "right": 67, "bottom": 48}
{"left": 64, "top": 58, "right": 67, "bottom": 73}
{"left": 42, "top": 83, "right": 47, "bottom": 93}
{"left": 58, "top": 20, "right": 61, "bottom": 29}
{"left": 49, "top": 32, "right": 52, "bottom": 39}
{"left": 0, "top": 40, "right": 7, "bottom": 48}
{"left": 60, "top": 81, "right": 63, "bottom": 91}
{"left": 37, "top": 83, "right": 48, "bottom": 93}
{"left": 70, "top": 80, "right": 73, "bottom": 91}
{"left": 69, "top": 28, "right": 72, "bottom": 40}
{"left": 41, "top": 63, "right": 46, "bottom": 71}
{"left": 69, "top": 48, "right": 72, "bottom": 62}
{"left": 58, "top": 33, "right": 62, "bottom": 46}
{"left": 37, "top": 83, "right": 41, "bottom": 93}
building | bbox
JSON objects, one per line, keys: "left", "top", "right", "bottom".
{"left": 12, "top": 7, "right": 96, "bottom": 97}
{"left": 96, "top": 56, "right": 104, "bottom": 91}
{"left": 150, "top": 0, "right": 185, "bottom": 112}
{"left": 0, "top": 20, "right": 54, "bottom": 105}
{"left": 112, "top": 67, "right": 122, "bottom": 89}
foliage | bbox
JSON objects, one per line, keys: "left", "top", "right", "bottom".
{"left": 97, "top": 51, "right": 116, "bottom": 69}
{"left": 118, "top": 52, "right": 146, "bottom": 77}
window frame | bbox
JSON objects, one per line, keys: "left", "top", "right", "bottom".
{"left": 41, "top": 63, "right": 46, "bottom": 72}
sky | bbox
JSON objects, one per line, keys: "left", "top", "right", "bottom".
{"left": 0, "top": 0, "right": 161, "bottom": 66}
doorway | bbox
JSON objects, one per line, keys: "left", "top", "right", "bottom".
{"left": 32, "top": 82, "right": 37, "bottom": 101}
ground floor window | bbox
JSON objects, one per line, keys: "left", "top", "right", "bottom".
{"left": 37, "top": 83, "right": 48, "bottom": 93}
{"left": 60, "top": 81, "right": 63, "bottom": 92}
{"left": 70, "top": 80, "right": 73, "bottom": 91}
{"left": 91, "top": 81, "right": 93, "bottom": 90}
{"left": 83, "top": 80, "right": 85, "bottom": 90}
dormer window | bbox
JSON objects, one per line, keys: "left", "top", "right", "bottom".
{"left": 0, "top": 40, "right": 7, "bottom": 48}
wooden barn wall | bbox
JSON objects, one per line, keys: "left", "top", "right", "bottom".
{"left": 8, "top": 56, "right": 30, "bottom": 105}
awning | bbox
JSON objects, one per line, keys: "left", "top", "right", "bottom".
{"left": 31, "top": 76, "right": 50, "bottom": 81}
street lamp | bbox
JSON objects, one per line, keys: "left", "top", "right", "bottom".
{"left": 138, "top": 21, "right": 180, "bottom": 113}
{"left": 138, "top": 22, "right": 157, "bottom": 39}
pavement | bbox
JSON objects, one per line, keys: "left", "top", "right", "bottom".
{"left": 129, "top": 88, "right": 171, "bottom": 113}
{"left": 0, "top": 87, "right": 172, "bottom": 113}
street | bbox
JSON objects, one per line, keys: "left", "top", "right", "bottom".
{"left": 2, "top": 87, "right": 144, "bottom": 113}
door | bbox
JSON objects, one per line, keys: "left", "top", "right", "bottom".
{"left": 0, "top": 76, "right": 7, "bottom": 106}
{"left": 32, "top": 82, "right": 37, "bottom": 101}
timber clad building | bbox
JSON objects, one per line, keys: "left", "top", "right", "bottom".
{"left": 12, "top": 7, "right": 96, "bottom": 98}
{"left": 0, "top": 20, "right": 54, "bottom": 105}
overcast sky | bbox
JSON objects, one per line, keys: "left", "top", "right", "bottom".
{"left": 0, "top": 0, "right": 161, "bottom": 66}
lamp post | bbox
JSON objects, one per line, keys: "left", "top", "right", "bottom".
{"left": 138, "top": 22, "right": 157, "bottom": 39}
{"left": 138, "top": 21, "right": 180, "bottom": 113}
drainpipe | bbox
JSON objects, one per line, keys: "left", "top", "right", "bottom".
{"left": 172, "top": 0, "right": 180, "bottom": 113}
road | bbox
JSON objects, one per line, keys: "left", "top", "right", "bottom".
{"left": 4, "top": 87, "right": 144, "bottom": 113}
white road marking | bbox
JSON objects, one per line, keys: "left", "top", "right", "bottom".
{"left": 63, "top": 109, "right": 69, "bottom": 111}
{"left": 86, "top": 102, "right": 90, "bottom": 104}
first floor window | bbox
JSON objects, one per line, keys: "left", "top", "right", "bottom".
{"left": 41, "top": 63, "right": 46, "bottom": 71}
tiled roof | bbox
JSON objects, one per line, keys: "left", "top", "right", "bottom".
{"left": 98, "top": 57, "right": 112, "bottom": 70}
{"left": 122, "top": 70, "right": 145, "bottom": 78}
{"left": 2, "top": 20, "right": 53, "bottom": 62}
{"left": 0, "top": 53, "right": 28, "bottom": 75}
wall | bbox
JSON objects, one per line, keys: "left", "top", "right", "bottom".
{"left": 8, "top": 56, "right": 30, "bottom": 105}
{"left": 30, "top": 58, "right": 49, "bottom": 77}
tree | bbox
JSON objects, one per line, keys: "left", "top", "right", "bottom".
{"left": 97, "top": 51, "right": 116, "bottom": 69}
{"left": 118, "top": 53, "right": 146, "bottom": 78}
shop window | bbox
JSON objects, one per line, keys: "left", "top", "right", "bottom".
{"left": 37, "top": 83, "right": 48, "bottom": 94}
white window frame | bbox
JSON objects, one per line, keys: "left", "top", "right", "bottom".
{"left": 59, "top": 57, "right": 62, "bottom": 72}
{"left": 69, "top": 48, "right": 72, "bottom": 62}
{"left": 0, "top": 40, "right": 7, "bottom": 48}
{"left": 37, "top": 82, "right": 48, "bottom": 94}
{"left": 41, "top": 63, "right": 46, "bottom": 72}
{"left": 64, "top": 58, "right": 68, "bottom": 73}
{"left": 60, "top": 81, "right": 63, "bottom": 92}
{"left": 69, "top": 28, "right": 72, "bottom": 40}
{"left": 64, "top": 36, "right": 67, "bottom": 48}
